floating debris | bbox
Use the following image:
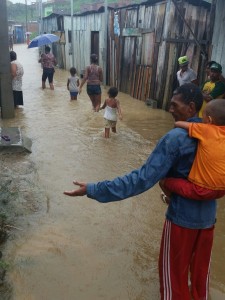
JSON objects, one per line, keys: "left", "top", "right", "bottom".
{"left": 0, "top": 127, "right": 32, "bottom": 153}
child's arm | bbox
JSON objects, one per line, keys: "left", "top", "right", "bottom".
{"left": 202, "top": 93, "right": 212, "bottom": 102}
{"left": 67, "top": 79, "right": 70, "bottom": 90}
{"left": 79, "top": 67, "right": 88, "bottom": 93}
{"left": 38, "top": 53, "right": 43, "bottom": 63}
{"left": 100, "top": 100, "right": 107, "bottom": 110}
{"left": 116, "top": 100, "right": 123, "bottom": 120}
{"left": 77, "top": 79, "right": 80, "bottom": 87}
{"left": 98, "top": 67, "right": 103, "bottom": 83}
{"left": 175, "top": 121, "right": 190, "bottom": 130}
{"left": 11, "top": 63, "right": 17, "bottom": 78}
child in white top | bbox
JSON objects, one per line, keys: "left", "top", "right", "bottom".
{"left": 100, "top": 87, "right": 122, "bottom": 138}
{"left": 67, "top": 67, "right": 80, "bottom": 100}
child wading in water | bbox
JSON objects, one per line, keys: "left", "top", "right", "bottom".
{"left": 100, "top": 87, "right": 122, "bottom": 138}
{"left": 67, "top": 67, "right": 80, "bottom": 100}
{"left": 160, "top": 98, "right": 225, "bottom": 203}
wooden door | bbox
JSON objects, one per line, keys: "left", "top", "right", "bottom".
{"left": 91, "top": 31, "right": 99, "bottom": 58}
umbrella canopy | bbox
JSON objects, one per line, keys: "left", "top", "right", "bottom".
{"left": 28, "top": 33, "right": 60, "bottom": 48}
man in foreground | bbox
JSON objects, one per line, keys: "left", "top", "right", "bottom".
{"left": 64, "top": 83, "right": 216, "bottom": 300}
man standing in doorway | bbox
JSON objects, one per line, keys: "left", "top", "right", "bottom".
{"left": 177, "top": 55, "right": 198, "bottom": 86}
{"left": 64, "top": 83, "right": 217, "bottom": 300}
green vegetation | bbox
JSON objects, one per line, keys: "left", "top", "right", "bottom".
{"left": 0, "top": 260, "right": 10, "bottom": 271}
{"left": 7, "top": 1, "right": 37, "bottom": 23}
{"left": 41, "top": 0, "right": 142, "bottom": 14}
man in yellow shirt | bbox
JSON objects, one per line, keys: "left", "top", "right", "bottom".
{"left": 199, "top": 62, "right": 225, "bottom": 117}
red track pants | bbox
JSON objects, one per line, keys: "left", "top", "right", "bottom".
{"left": 159, "top": 220, "right": 214, "bottom": 300}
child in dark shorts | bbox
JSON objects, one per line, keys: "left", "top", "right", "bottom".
{"left": 67, "top": 67, "right": 80, "bottom": 100}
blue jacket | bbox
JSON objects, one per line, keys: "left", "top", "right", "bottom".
{"left": 87, "top": 117, "right": 216, "bottom": 229}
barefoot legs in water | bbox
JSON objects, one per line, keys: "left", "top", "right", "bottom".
{"left": 42, "top": 81, "right": 46, "bottom": 89}
{"left": 42, "top": 80, "right": 54, "bottom": 90}
{"left": 89, "top": 94, "right": 101, "bottom": 112}
{"left": 112, "top": 126, "right": 117, "bottom": 133}
{"left": 104, "top": 126, "right": 117, "bottom": 138}
{"left": 104, "top": 128, "right": 110, "bottom": 138}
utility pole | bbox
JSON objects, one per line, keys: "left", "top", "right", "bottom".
{"left": 0, "top": 0, "right": 15, "bottom": 118}
{"left": 39, "top": 0, "right": 42, "bottom": 34}
{"left": 103, "top": 0, "right": 108, "bottom": 87}
{"left": 71, "top": 0, "right": 74, "bottom": 66}
{"left": 25, "top": 0, "right": 28, "bottom": 32}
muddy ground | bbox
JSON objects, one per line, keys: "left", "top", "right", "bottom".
{"left": 0, "top": 149, "right": 46, "bottom": 298}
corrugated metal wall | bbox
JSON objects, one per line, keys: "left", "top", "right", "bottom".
{"left": 211, "top": 0, "right": 225, "bottom": 73}
{"left": 42, "top": 15, "right": 65, "bottom": 69}
{"left": 63, "top": 13, "right": 105, "bottom": 75}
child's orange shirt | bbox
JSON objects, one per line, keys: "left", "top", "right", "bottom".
{"left": 188, "top": 123, "right": 225, "bottom": 190}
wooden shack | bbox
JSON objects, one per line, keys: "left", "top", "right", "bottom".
{"left": 63, "top": 9, "right": 106, "bottom": 75}
{"left": 42, "top": 13, "right": 66, "bottom": 69}
{"left": 42, "top": 0, "right": 213, "bottom": 109}
{"left": 211, "top": 0, "right": 225, "bottom": 72}
{"left": 107, "top": 0, "right": 212, "bottom": 109}
{"left": 42, "top": 10, "right": 106, "bottom": 73}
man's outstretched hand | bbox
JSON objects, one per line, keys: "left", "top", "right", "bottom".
{"left": 64, "top": 181, "right": 87, "bottom": 197}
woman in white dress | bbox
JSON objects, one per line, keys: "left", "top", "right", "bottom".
{"left": 10, "top": 51, "right": 24, "bottom": 107}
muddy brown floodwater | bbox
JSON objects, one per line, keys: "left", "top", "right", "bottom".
{"left": 0, "top": 44, "right": 225, "bottom": 300}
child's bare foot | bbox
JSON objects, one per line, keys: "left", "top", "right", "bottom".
{"left": 161, "top": 192, "right": 170, "bottom": 205}
{"left": 159, "top": 179, "right": 171, "bottom": 197}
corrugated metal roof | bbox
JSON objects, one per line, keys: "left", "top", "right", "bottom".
{"left": 43, "top": 0, "right": 212, "bottom": 20}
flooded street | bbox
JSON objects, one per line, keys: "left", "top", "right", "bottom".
{"left": 1, "top": 44, "right": 225, "bottom": 300}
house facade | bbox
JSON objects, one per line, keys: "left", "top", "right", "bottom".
{"left": 211, "top": 0, "right": 225, "bottom": 73}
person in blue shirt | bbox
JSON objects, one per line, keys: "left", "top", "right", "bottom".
{"left": 64, "top": 83, "right": 216, "bottom": 300}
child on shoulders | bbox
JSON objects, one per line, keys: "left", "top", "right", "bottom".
{"left": 160, "top": 98, "right": 225, "bottom": 202}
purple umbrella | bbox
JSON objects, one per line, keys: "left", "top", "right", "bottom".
{"left": 28, "top": 33, "right": 59, "bottom": 48}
